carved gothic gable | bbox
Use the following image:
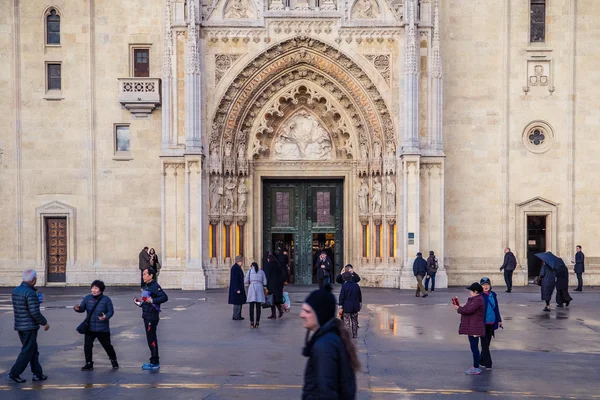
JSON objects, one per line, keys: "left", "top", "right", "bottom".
{"left": 222, "top": 0, "right": 257, "bottom": 19}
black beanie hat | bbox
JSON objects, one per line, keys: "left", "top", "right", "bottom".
{"left": 304, "top": 284, "right": 337, "bottom": 327}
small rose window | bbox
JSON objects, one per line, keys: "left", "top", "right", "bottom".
{"left": 522, "top": 121, "right": 554, "bottom": 154}
{"left": 528, "top": 128, "right": 545, "bottom": 146}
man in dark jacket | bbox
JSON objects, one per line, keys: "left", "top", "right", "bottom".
{"left": 9, "top": 269, "right": 50, "bottom": 383}
{"left": 315, "top": 251, "right": 333, "bottom": 289}
{"left": 499, "top": 247, "right": 517, "bottom": 293}
{"left": 572, "top": 245, "right": 585, "bottom": 291}
{"left": 139, "top": 268, "right": 168, "bottom": 370}
{"left": 339, "top": 272, "right": 362, "bottom": 338}
{"left": 413, "top": 253, "right": 428, "bottom": 298}
{"left": 138, "top": 246, "right": 150, "bottom": 288}
{"left": 335, "top": 264, "right": 361, "bottom": 284}
{"left": 228, "top": 255, "right": 247, "bottom": 320}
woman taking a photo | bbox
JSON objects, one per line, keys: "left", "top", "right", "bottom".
{"left": 245, "top": 262, "right": 267, "bottom": 328}
{"left": 453, "top": 282, "right": 485, "bottom": 375}
{"left": 74, "top": 280, "right": 119, "bottom": 371}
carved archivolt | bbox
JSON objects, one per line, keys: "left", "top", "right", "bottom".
{"left": 215, "top": 54, "right": 244, "bottom": 85}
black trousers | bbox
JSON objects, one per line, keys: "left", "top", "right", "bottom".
{"left": 479, "top": 324, "right": 495, "bottom": 368}
{"left": 504, "top": 269, "right": 513, "bottom": 291}
{"left": 249, "top": 302, "right": 262, "bottom": 324}
{"left": 84, "top": 331, "right": 117, "bottom": 363}
{"left": 10, "top": 330, "right": 43, "bottom": 377}
{"left": 318, "top": 276, "right": 330, "bottom": 290}
{"left": 576, "top": 273, "right": 583, "bottom": 290}
{"left": 143, "top": 319, "right": 160, "bottom": 365}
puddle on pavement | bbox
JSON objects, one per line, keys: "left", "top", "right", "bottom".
{"left": 373, "top": 306, "right": 428, "bottom": 339}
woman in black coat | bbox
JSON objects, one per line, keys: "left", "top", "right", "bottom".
{"left": 555, "top": 263, "right": 572, "bottom": 308}
{"left": 540, "top": 262, "right": 556, "bottom": 312}
{"left": 264, "top": 252, "right": 287, "bottom": 319}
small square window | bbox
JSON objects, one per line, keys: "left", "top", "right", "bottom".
{"left": 47, "top": 63, "right": 61, "bottom": 91}
{"left": 114, "top": 125, "right": 132, "bottom": 160}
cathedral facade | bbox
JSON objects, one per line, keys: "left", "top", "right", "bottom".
{"left": 1, "top": 0, "right": 598, "bottom": 289}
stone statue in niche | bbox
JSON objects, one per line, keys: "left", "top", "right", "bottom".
{"left": 353, "top": 0, "right": 380, "bottom": 19}
{"left": 358, "top": 178, "right": 369, "bottom": 214}
{"left": 359, "top": 141, "right": 368, "bottom": 159}
{"left": 386, "top": 142, "right": 395, "bottom": 158}
{"left": 386, "top": 175, "right": 396, "bottom": 214}
{"left": 273, "top": 111, "right": 333, "bottom": 160}
{"left": 372, "top": 176, "right": 382, "bottom": 214}
{"left": 237, "top": 178, "right": 248, "bottom": 214}
{"left": 224, "top": 141, "right": 233, "bottom": 158}
{"left": 224, "top": 0, "right": 250, "bottom": 18}
{"left": 373, "top": 141, "right": 382, "bottom": 159}
{"left": 209, "top": 176, "right": 222, "bottom": 214}
{"left": 237, "top": 143, "right": 246, "bottom": 162}
{"left": 224, "top": 176, "right": 236, "bottom": 213}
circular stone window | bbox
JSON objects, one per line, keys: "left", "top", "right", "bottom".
{"left": 522, "top": 121, "right": 554, "bottom": 153}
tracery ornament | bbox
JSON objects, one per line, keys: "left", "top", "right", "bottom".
{"left": 215, "top": 54, "right": 244, "bottom": 85}
{"left": 431, "top": 0, "right": 442, "bottom": 79}
{"left": 163, "top": 0, "right": 173, "bottom": 78}
{"left": 404, "top": 0, "right": 418, "bottom": 75}
{"left": 363, "top": 54, "right": 391, "bottom": 86}
{"left": 522, "top": 121, "right": 554, "bottom": 154}
{"left": 186, "top": 0, "right": 200, "bottom": 75}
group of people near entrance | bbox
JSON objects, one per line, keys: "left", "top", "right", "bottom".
{"left": 7, "top": 267, "right": 168, "bottom": 384}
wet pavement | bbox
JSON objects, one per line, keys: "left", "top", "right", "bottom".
{"left": 0, "top": 284, "right": 599, "bottom": 399}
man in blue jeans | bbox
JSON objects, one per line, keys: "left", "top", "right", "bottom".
{"left": 8, "top": 269, "right": 50, "bottom": 383}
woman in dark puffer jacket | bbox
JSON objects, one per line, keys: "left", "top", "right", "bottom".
{"left": 453, "top": 282, "right": 486, "bottom": 376}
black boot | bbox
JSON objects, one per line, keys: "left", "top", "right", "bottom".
{"left": 81, "top": 362, "right": 94, "bottom": 371}
{"left": 111, "top": 360, "right": 119, "bottom": 370}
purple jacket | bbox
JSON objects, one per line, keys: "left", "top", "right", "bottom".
{"left": 457, "top": 294, "right": 485, "bottom": 336}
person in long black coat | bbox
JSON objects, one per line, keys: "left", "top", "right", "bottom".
{"left": 264, "top": 252, "right": 287, "bottom": 319}
{"left": 315, "top": 251, "right": 333, "bottom": 289}
{"left": 228, "top": 256, "right": 247, "bottom": 320}
{"left": 555, "top": 263, "right": 572, "bottom": 308}
{"left": 540, "top": 262, "right": 556, "bottom": 312}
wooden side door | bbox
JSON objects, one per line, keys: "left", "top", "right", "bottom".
{"left": 133, "top": 48, "right": 150, "bottom": 77}
{"left": 46, "top": 218, "right": 67, "bottom": 283}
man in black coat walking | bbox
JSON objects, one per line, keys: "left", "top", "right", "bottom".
{"left": 572, "top": 245, "right": 585, "bottom": 291}
{"left": 499, "top": 248, "right": 517, "bottom": 293}
{"left": 8, "top": 269, "right": 50, "bottom": 383}
{"left": 413, "top": 253, "right": 428, "bottom": 298}
{"left": 228, "top": 255, "right": 247, "bottom": 320}
{"left": 315, "top": 251, "right": 333, "bottom": 290}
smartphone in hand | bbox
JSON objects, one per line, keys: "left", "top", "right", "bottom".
{"left": 451, "top": 297, "right": 460, "bottom": 307}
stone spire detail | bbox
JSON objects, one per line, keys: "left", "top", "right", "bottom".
{"left": 186, "top": 0, "right": 200, "bottom": 75}
{"left": 432, "top": 0, "right": 442, "bottom": 79}
{"left": 402, "top": 0, "right": 420, "bottom": 153}
{"left": 163, "top": 0, "right": 173, "bottom": 78}
{"left": 404, "top": 0, "right": 418, "bottom": 76}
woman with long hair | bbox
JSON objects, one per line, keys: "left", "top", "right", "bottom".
{"left": 263, "top": 251, "right": 287, "bottom": 319}
{"left": 148, "top": 248, "right": 161, "bottom": 280}
{"left": 300, "top": 284, "right": 359, "bottom": 399}
{"left": 245, "top": 262, "right": 267, "bottom": 328}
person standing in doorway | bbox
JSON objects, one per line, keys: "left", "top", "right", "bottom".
{"left": 138, "top": 246, "right": 150, "bottom": 288}
{"left": 425, "top": 250, "right": 438, "bottom": 293}
{"left": 138, "top": 268, "right": 168, "bottom": 370}
{"left": 229, "top": 255, "right": 247, "bottom": 320}
{"left": 479, "top": 277, "right": 502, "bottom": 370}
{"left": 315, "top": 251, "right": 333, "bottom": 290}
{"left": 499, "top": 248, "right": 517, "bottom": 293}
{"left": 413, "top": 252, "right": 428, "bottom": 298}
{"left": 74, "top": 280, "right": 119, "bottom": 371}
{"left": 245, "top": 262, "right": 267, "bottom": 328}
{"left": 453, "top": 282, "right": 485, "bottom": 375}
{"left": 572, "top": 245, "right": 585, "bottom": 291}
{"left": 8, "top": 270, "right": 50, "bottom": 384}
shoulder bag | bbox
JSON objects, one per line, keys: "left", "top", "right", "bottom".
{"left": 76, "top": 295, "right": 103, "bottom": 335}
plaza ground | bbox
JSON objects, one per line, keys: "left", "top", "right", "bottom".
{"left": 0, "top": 284, "right": 599, "bottom": 400}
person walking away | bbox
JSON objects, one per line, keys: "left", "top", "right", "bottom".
{"left": 74, "top": 280, "right": 118, "bottom": 371}
{"left": 300, "top": 284, "right": 359, "bottom": 399}
{"left": 245, "top": 262, "right": 267, "bottom": 328}
{"left": 453, "top": 282, "right": 486, "bottom": 375}
{"left": 315, "top": 251, "right": 333, "bottom": 290}
{"left": 499, "top": 248, "right": 517, "bottom": 293}
{"left": 8, "top": 269, "right": 50, "bottom": 384}
{"left": 138, "top": 246, "right": 150, "bottom": 288}
{"left": 148, "top": 248, "right": 161, "bottom": 281}
{"left": 572, "top": 245, "right": 585, "bottom": 291}
{"left": 335, "top": 264, "right": 361, "bottom": 284}
{"left": 555, "top": 262, "right": 572, "bottom": 308}
{"left": 425, "top": 250, "right": 438, "bottom": 293}
{"left": 229, "top": 255, "right": 247, "bottom": 320}
{"left": 540, "top": 262, "right": 556, "bottom": 312}
{"left": 479, "top": 277, "right": 502, "bottom": 370}
{"left": 138, "top": 268, "right": 168, "bottom": 370}
{"left": 413, "top": 253, "right": 428, "bottom": 298}
{"left": 264, "top": 252, "right": 287, "bottom": 319}
{"left": 338, "top": 272, "right": 362, "bottom": 339}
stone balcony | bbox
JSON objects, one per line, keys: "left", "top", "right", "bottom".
{"left": 118, "top": 78, "right": 161, "bottom": 118}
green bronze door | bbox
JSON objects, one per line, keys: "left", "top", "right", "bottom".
{"left": 263, "top": 179, "right": 343, "bottom": 285}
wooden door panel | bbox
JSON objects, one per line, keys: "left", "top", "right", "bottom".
{"left": 46, "top": 218, "right": 67, "bottom": 283}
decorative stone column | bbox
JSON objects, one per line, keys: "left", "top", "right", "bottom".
{"left": 184, "top": 0, "right": 202, "bottom": 153}
{"left": 162, "top": 0, "right": 173, "bottom": 150}
{"left": 402, "top": 0, "right": 420, "bottom": 153}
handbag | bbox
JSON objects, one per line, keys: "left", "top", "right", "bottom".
{"left": 533, "top": 275, "right": 542, "bottom": 286}
{"left": 76, "top": 295, "right": 103, "bottom": 334}
{"left": 262, "top": 294, "right": 274, "bottom": 309}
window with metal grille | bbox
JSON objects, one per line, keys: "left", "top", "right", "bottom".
{"left": 530, "top": 0, "right": 546, "bottom": 43}
{"left": 275, "top": 192, "right": 290, "bottom": 226}
{"left": 46, "top": 9, "right": 60, "bottom": 45}
{"left": 315, "top": 191, "right": 331, "bottom": 225}
{"left": 47, "top": 63, "right": 61, "bottom": 90}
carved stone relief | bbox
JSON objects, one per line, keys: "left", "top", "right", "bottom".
{"left": 273, "top": 111, "right": 333, "bottom": 160}
{"left": 209, "top": 176, "right": 222, "bottom": 214}
{"left": 523, "top": 60, "right": 554, "bottom": 95}
{"left": 385, "top": 174, "right": 396, "bottom": 214}
{"left": 223, "top": 176, "right": 236, "bottom": 213}
{"left": 358, "top": 178, "right": 369, "bottom": 214}
{"left": 215, "top": 54, "right": 243, "bottom": 85}
{"left": 237, "top": 178, "right": 248, "bottom": 214}
{"left": 363, "top": 54, "right": 391, "bottom": 86}
{"left": 352, "top": 0, "right": 380, "bottom": 19}
{"left": 224, "top": 0, "right": 253, "bottom": 18}
{"left": 372, "top": 176, "right": 382, "bottom": 213}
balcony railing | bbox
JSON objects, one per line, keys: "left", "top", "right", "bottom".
{"left": 118, "top": 78, "right": 161, "bottom": 118}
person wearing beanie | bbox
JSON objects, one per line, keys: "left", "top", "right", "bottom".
{"left": 300, "top": 285, "right": 359, "bottom": 399}
{"left": 338, "top": 272, "right": 362, "bottom": 339}
{"left": 228, "top": 255, "right": 247, "bottom": 321}
{"left": 425, "top": 250, "right": 438, "bottom": 293}
{"left": 479, "top": 277, "right": 503, "bottom": 370}
{"left": 453, "top": 282, "right": 485, "bottom": 375}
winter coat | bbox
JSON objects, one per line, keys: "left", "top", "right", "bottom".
{"left": 228, "top": 263, "right": 247, "bottom": 305}
{"left": 75, "top": 294, "right": 114, "bottom": 333}
{"left": 501, "top": 252, "right": 517, "bottom": 271}
{"left": 426, "top": 256, "right": 438, "bottom": 275}
{"left": 264, "top": 255, "right": 287, "bottom": 304}
{"left": 149, "top": 254, "right": 161, "bottom": 272}
{"left": 481, "top": 291, "right": 502, "bottom": 331}
{"left": 315, "top": 256, "right": 333, "bottom": 281}
{"left": 245, "top": 268, "right": 267, "bottom": 303}
{"left": 457, "top": 294, "right": 485, "bottom": 336}
{"left": 12, "top": 282, "right": 47, "bottom": 331}
{"left": 540, "top": 264, "right": 556, "bottom": 301}
{"left": 139, "top": 249, "right": 150, "bottom": 271}
{"left": 338, "top": 281, "right": 362, "bottom": 314}
{"left": 413, "top": 256, "right": 428, "bottom": 277}
{"left": 335, "top": 272, "right": 361, "bottom": 285}
{"left": 574, "top": 251, "right": 585, "bottom": 273}
{"left": 555, "top": 264, "right": 569, "bottom": 291}
{"left": 141, "top": 280, "right": 169, "bottom": 321}
{"left": 302, "top": 319, "right": 356, "bottom": 400}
